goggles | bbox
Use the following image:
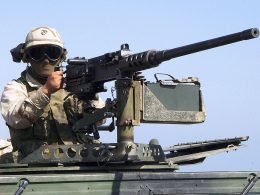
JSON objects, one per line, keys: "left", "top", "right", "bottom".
{"left": 27, "top": 45, "right": 63, "bottom": 62}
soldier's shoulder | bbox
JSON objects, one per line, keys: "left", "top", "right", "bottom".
{"left": 0, "top": 139, "right": 12, "bottom": 156}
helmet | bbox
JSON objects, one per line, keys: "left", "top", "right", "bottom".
{"left": 10, "top": 26, "right": 66, "bottom": 63}
{"left": 24, "top": 26, "right": 64, "bottom": 50}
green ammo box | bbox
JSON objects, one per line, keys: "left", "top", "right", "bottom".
{"left": 142, "top": 78, "right": 206, "bottom": 124}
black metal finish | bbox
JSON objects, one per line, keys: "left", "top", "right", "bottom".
{"left": 65, "top": 28, "right": 259, "bottom": 98}
{"left": 155, "top": 28, "right": 259, "bottom": 62}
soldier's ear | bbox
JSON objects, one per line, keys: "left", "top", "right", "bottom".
{"left": 10, "top": 43, "right": 26, "bottom": 63}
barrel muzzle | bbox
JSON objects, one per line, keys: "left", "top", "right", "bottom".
{"left": 251, "top": 28, "right": 259, "bottom": 38}
{"left": 242, "top": 28, "right": 259, "bottom": 40}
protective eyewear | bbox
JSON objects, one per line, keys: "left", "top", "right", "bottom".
{"left": 27, "top": 45, "right": 62, "bottom": 62}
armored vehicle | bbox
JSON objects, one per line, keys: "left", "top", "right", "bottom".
{"left": 0, "top": 28, "right": 260, "bottom": 194}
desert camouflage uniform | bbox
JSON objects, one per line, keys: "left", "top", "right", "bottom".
{"left": 0, "top": 140, "right": 12, "bottom": 156}
{"left": 0, "top": 70, "right": 105, "bottom": 159}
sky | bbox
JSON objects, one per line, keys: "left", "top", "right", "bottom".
{"left": 0, "top": 1, "right": 259, "bottom": 172}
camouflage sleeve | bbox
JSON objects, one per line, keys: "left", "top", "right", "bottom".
{"left": 0, "top": 80, "right": 50, "bottom": 129}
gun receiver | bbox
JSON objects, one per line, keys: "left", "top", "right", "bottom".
{"left": 66, "top": 28, "right": 259, "bottom": 97}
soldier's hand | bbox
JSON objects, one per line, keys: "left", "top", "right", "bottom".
{"left": 41, "top": 71, "right": 63, "bottom": 96}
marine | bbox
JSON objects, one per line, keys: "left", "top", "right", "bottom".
{"left": 0, "top": 26, "right": 105, "bottom": 161}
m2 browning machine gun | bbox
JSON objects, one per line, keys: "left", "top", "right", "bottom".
{"left": 65, "top": 28, "right": 259, "bottom": 96}
{"left": 19, "top": 28, "right": 259, "bottom": 170}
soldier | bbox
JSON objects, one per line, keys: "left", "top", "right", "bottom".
{"left": 0, "top": 26, "right": 105, "bottom": 160}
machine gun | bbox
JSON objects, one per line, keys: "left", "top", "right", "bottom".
{"left": 65, "top": 28, "right": 259, "bottom": 97}
{"left": 20, "top": 28, "right": 259, "bottom": 170}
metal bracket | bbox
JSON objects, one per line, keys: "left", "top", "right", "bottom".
{"left": 240, "top": 173, "right": 258, "bottom": 195}
{"left": 14, "top": 178, "right": 29, "bottom": 195}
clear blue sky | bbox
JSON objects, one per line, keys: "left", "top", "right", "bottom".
{"left": 0, "top": 1, "right": 259, "bottom": 172}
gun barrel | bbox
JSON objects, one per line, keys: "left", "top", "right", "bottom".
{"left": 156, "top": 28, "right": 259, "bottom": 62}
{"left": 65, "top": 28, "right": 259, "bottom": 94}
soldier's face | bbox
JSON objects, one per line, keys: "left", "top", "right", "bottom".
{"left": 29, "top": 58, "right": 57, "bottom": 77}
